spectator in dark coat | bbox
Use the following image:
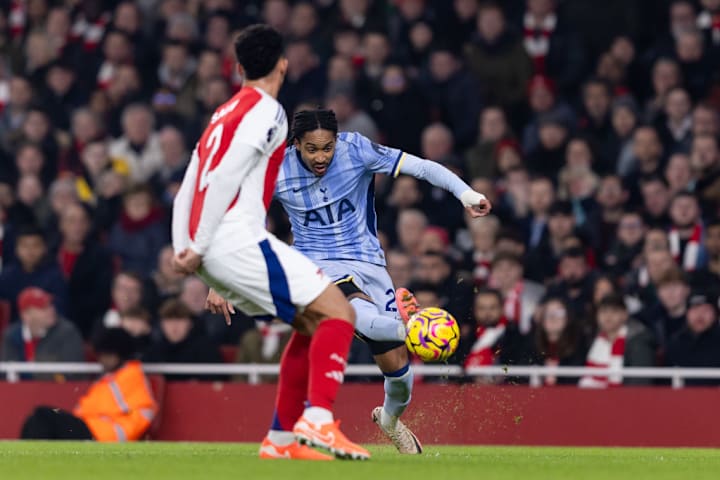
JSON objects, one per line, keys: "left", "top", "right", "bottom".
{"left": 40, "top": 60, "right": 86, "bottom": 132}
{"left": 412, "top": 250, "right": 475, "bottom": 327}
{"left": 638, "top": 268, "right": 690, "bottom": 353}
{"left": 525, "top": 111, "right": 570, "bottom": 178}
{"left": 0, "top": 225, "right": 68, "bottom": 318}
{"left": 464, "top": 106, "right": 513, "bottom": 179}
{"left": 521, "top": 74, "right": 576, "bottom": 155}
{"left": 640, "top": 174, "right": 672, "bottom": 229}
{"left": 642, "top": 1, "right": 697, "bottom": 70}
{"left": 655, "top": 87, "right": 693, "bottom": 154}
{"left": 464, "top": 2, "right": 532, "bottom": 110}
{"left": 526, "top": 200, "right": 576, "bottom": 283}
{"left": 420, "top": 48, "right": 484, "bottom": 150}
{"left": 691, "top": 134, "right": 720, "bottom": 217}
{"left": 1, "top": 287, "right": 84, "bottom": 379}
{"left": 143, "top": 299, "right": 223, "bottom": 381}
{"left": 277, "top": 40, "right": 325, "bottom": 117}
{"left": 108, "top": 184, "right": 168, "bottom": 278}
{"left": 371, "top": 64, "right": 429, "bottom": 154}
{"left": 576, "top": 78, "right": 614, "bottom": 166}
{"left": 674, "top": 28, "right": 716, "bottom": 101}
{"left": 147, "top": 245, "right": 185, "bottom": 310}
{"left": 522, "top": 176, "right": 556, "bottom": 250}
{"left": 620, "top": 127, "right": 666, "bottom": 205}
{"left": 603, "top": 210, "right": 645, "bottom": 278}
{"left": 545, "top": 247, "right": 596, "bottom": 322}
{"left": 501, "top": 297, "right": 589, "bottom": 385}
{"left": 53, "top": 203, "right": 113, "bottom": 338}
{"left": 355, "top": 30, "right": 391, "bottom": 113}
{"left": 588, "top": 175, "right": 628, "bottom": 260}
{"left": 665, "top": 289, "right": 720, "bottom": 385}
{"left": 118, "top": 306, "right": 153, "bottom": 357}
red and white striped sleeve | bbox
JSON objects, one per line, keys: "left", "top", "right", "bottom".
{"left": 171, "top": 146, "right": 199, "bottom": 254}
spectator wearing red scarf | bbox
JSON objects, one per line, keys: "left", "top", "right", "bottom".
{"left": 488, "top": 252, "right": 545, "bottom": 335}
{"left": 461, "top": 288, "right": 508, "bottom": 371}
{"left": 54, "top": 202, "right": 113, "bottom": 338}
{"left": 107, "top": 184, "right": 167, "bottom": 278}
{"left": 522, "top": 0, "right": 586, "bottom": 95}
{"left": 668, "top": 191, "right": 707, "bottom": 272}
{"left": 579, "top": 294, "right": 656, "bottom": 387}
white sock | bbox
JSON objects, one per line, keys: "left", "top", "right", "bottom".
{"left": 380, "top": 407, "right": 398, "bottom": 430}
{"left": 267, "top": 429, "right": 295, "bottom": 446}
{"left": 303, "top": 406, "right": 333, "bottom": 425}
{"left": 351, "top": 297, "right": 407, "bottom": 342}
{"left": 382, "top": 365, "right": 413, "bottom": 430}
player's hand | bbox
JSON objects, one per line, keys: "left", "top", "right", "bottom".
{"left": 206, "top": 288, "right": 236, "bottom": 325}
{"left": 461, "top": 190, "right": 492, "bottom": 218}
{"left": 172, "top": 248, "right": 202, "bottom": 275}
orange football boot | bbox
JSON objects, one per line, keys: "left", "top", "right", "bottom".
{"left": 293, "top": 416, "right": 370, "bottom": 460}
{"left": 395, "top": 287, "right": 420, "bottom": 324}
{"left": 259, "top": 436, "right": 334, "bottom": 460}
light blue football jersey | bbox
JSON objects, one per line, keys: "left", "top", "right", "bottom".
{"left": 274, "top": 132, "right": 405, "bottom": 266}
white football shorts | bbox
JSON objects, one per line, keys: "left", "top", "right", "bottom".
{"left": 198, "top": 233, "right": 330, "bottom": 323}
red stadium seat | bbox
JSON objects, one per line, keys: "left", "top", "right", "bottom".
{"left": 0, "top": 300, "right": 11, "bottom": 339}
{"left": 84, "top": 343, "right": 97, "bottom": 362}
{"left": 220, "top": 345, "right": 239, "bottom": 364}
{"left": 145, "top": 374, "right": 166, "bottom": 440}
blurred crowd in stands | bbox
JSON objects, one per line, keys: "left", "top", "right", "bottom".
{"left": 1, "top": 0, "right": 720, "bottom": 386}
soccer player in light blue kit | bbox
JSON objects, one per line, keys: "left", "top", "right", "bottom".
{"left": 271, "top": 109, "right": 492, "bottom": 453}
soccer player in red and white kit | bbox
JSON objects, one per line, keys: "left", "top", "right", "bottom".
{"left": 171, "top": 25, "right": 369, "bottom": 461}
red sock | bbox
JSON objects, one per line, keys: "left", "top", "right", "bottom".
{"left": 307, "top": 318, "right": 354, "bottom": 410}
{"left": 273, "top": 331, "right": 311, "bottom": 430}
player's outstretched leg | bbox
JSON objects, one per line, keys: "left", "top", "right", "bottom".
{"left": 259, "top": 332, "right": 333, "bottom": 460}
{"left": 395, "top": 287, "right": 420, "bottom": 324}
{"left": 371, "top": 347, "right": 423, "bottom": 454}
{"left": 292, "top": 284, "right": 371, "bottom": 460}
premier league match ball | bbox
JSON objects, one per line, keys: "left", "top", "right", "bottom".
{"left": 405, "top": 307, "right": 460, "bottom": 362}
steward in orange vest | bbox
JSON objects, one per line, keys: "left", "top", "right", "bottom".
{"left": 21, "top": 328, "right": 157, "bottom": 441}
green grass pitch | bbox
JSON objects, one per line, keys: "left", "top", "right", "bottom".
{"left": 1, "top": 442, "right": 719, "bottom": 480}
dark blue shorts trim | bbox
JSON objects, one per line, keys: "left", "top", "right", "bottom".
{"left": 259, "top": 239, "right": 296, "bottom": 323}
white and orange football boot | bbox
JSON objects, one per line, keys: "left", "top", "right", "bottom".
{"left": 395, "top": 287, "right": 420, "bottom": 325}
{"left": 293, "top": 417, "right": 370, "bottom": 460}
{"left": 259, "top": 436, "right": 334, "bottom": 460}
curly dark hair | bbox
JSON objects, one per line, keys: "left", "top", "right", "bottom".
{"left": 233, "top": 24, "right": 284, "bottom": 80}
{"left": 291, "top": 109, "right": 339, "bottom": 142}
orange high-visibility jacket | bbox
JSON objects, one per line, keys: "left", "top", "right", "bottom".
{"left": 73, "top": 360, "right": 157, "bottom": 442}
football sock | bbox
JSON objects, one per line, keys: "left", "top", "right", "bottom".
{"left": 273, "top": 332, "right": 311, "bottom": 431}
{"left": 307, "top": 318, "right": 354, "bottom": 411}
{"left": 301, "top": 406, "right": 333, "bottom": 425}
{"left": 267, "top": 429, "right": 295, "bottom": 446}
{"left": 351, "top": 297, "right": 407, "bottom": 342}
{"left": 381, "top": 362, "right": 413, "bottom": 429}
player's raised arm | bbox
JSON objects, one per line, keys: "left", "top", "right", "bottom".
{"left": 352, "top": 132, "right": 491, "bottom": 217}
{"left": 397, "top": 153, "right": 492, "bottom": 217}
